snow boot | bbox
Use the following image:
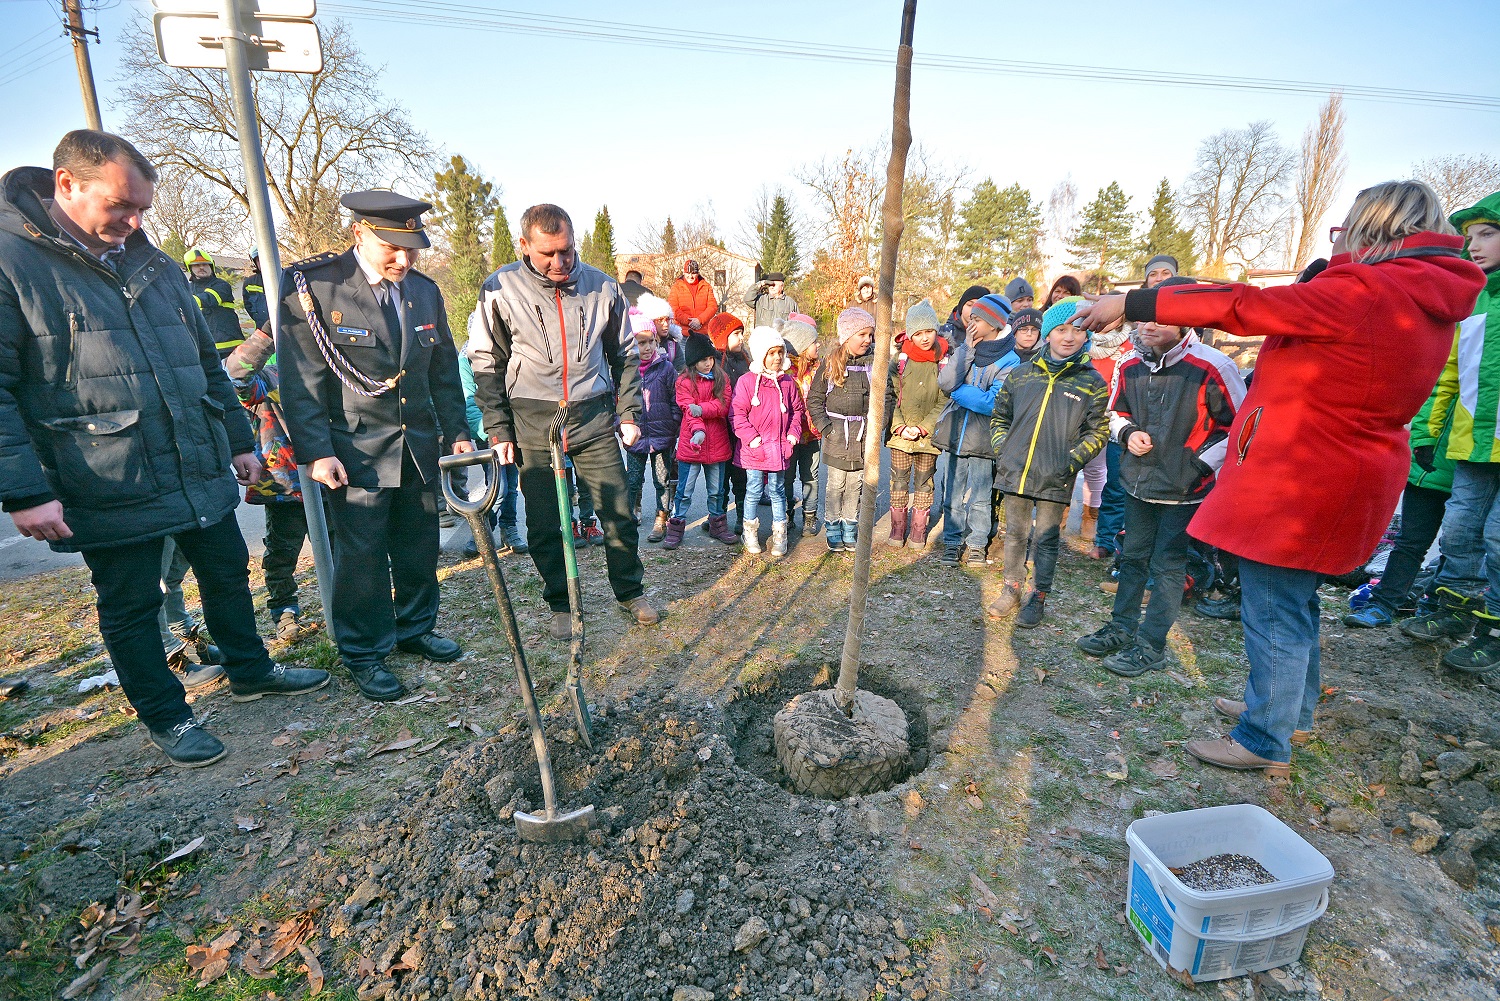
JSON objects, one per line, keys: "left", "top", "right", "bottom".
{"left": 661, "top": 517, "right": 686, "bottom": 550}
{"left": 887, "top": 507, "right": 909, "bottom": 547}
{"left": 840, "top": 520, "right": 858, "bottom": 553}
{"left": 743, "top": 518, "right": 762, "bottom": 554}
{"left": 770, "top": 520, "right": 789, "bottom": 557}
{"left": 826, "top": 520, "right": 844, "bottom": 552}
{"left": 1443, "top": 610, "right": 1500, "bottom": 674}
{"left": 908, "top": 508, "right": 930, "bottom": 549}
{"left": 1400, "top": 586, "right": 1481, "bottom": 643}
{"left": 1081, "top": 505, "right": 1099, "bottom": 542}
{"left": 708, "top": 514, "right": 739, "bottom": 545}
{"left": 987, "top": 583, "right": 1024, "bottom": 619}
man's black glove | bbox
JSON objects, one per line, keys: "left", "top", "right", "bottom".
{"left": 1413, "top": 444, "right": 1436, "bottom": 472}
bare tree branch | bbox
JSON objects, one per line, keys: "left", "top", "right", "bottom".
{"left": 1412, "top": 154, "right": 1500, "bottom": 216}
{"left": 1293, "top": 92, "right": 1347, "bottom": 269}
{"left": 1182, "top": 121, "right": 1296, "bottom": 277}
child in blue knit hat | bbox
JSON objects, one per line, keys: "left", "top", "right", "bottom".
{"left": 986, "top": 298, "right": 1110, "bottom": 627}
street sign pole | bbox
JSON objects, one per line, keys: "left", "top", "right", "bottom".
{"left": 214, "top": 0, "right": 338, "bottom": 640}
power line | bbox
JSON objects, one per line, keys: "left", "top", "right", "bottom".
{"left": 0, "top": 23, "right": 57, "bottom": 60}
{"left": 321, "top": 0, "right": 1500, "bottom": 113}
{"left": 0, "top": 50, "right": 69, "bottom": 89}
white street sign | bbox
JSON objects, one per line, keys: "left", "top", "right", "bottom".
{"left": 151, "top": 0, "right": 315, "bottom": 16}
{"left": 154, "top": 13, "right": 323, "bottom": 73}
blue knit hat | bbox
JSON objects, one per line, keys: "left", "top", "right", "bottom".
{"left": 1040, "top": 297, "right": 1086, "bottom": 340}
{"left": 969, "top": 293, "right": 1013, "bottom": 331}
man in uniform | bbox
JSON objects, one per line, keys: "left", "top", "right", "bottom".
{"left": 184, "top": 246, "right": 244, "bottom": 358}
{"left": 746, "top": 271, "right": 796, "bottom": 329}
{"left": 241, "top": 246, "right": 269, "bottom": 332}
{"left": 276, "top": 190, "right": 474, "bottom": 702}
{"left": 469, "top": 203, "right": 660, "bottom": 639}
{"left": 0, "top": 129, "right": 329, "bottom": 767}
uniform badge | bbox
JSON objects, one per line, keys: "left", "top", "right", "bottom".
{"left": 331, "top": 310, "right": 343, "bottom": 324}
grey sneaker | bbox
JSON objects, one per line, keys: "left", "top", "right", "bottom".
{"left": 1076, "top": 623, "right": 1134, "bottom": 658}
{"left": 963, "top": 546, "right": 987, "bottom": 567}
{"left": 228, "top": 663, "right": 331, "bottom": 702}
{"left": 149, "top": 718, "right": 226, "bottom": 768}
{"left": 1101, "top": 643, "right": 1166, "bottom": 677}
{"left": 501, "top": 524, "right": 529, "bottom": 554}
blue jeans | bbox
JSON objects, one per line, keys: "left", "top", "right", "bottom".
{"left": 1231, "top": 557, "right": 1323, "bottom": 763}
{"left": 1431, "top": 460, "right": 1498, "bottom": 612}
{"left": 674, "top": 461, "right": 726, "bottom": 520}
{"left": 744, "top": 469, "right": 787, "bottom": 523}
{"left": 941, "top": 453, "right": 994, "bottom": 550}
{"left": 1094, "top": 440, "right": 1126, "bottom": 553}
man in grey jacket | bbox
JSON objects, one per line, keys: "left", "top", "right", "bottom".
{"left": 746, "top": 272, "right": 797, "bottom": 328}
{"left": 469, "top": 204, "right": 659, "bottom": 637}
{"left": 0, "top": 131, "right": 328, "bottom": 767}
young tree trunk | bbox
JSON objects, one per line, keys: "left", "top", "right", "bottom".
{"left": 836, "top": 0, "right": 917, "bottom": 713}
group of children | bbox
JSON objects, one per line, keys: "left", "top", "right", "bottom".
{"left": 622, "top": 267, "right": 1252, "bottom": 667}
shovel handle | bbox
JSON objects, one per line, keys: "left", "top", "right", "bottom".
{"left": 439, "top": 449, "right": 502, "bottom": 516}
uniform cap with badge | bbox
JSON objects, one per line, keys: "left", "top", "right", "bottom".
{"left": 342, "top": 190, "right": 432, "bottom": 250}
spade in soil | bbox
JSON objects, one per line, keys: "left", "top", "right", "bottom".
{"left": 548, "top": 406, "right": 595, "bottom": 747}
{"left": 441, "top": 449, "right": 594, "bottom": 842}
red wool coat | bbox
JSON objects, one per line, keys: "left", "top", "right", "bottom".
{"left": 674, "top": 371, "right": 733, "bottom": 464}
{"left": 1132, "top": 233, "right": 1484, "bottom": 574}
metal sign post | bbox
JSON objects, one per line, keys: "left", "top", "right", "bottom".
{"left": 153, "top": 0, "right": 337, "bottom": 637}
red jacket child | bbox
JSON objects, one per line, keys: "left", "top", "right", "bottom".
{"left": 675, "top": 367, "right": 733, "bottom": 465}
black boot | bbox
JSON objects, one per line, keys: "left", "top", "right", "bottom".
{"left": 1443, "top": 610, "right": 1500, "bottom": 674}
{"left": 347, "top": 662, "right": 406, "bottom": 702}
{"left": 1400, "top": 586, "right": 1481, "bottom": 643}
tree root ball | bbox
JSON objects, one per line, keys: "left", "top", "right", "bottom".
{"left": 773, "top": 688, "right": 911, "bottom": 798}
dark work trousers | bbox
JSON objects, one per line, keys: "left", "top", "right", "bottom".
{"left": 1368, "top": 483, "right": 1449, "bottom": 614}
{"left": 518, "top": 434, "right": 644, "bottom": 613}
{"left": 782, "top": 440, "right": 822, "bottom": 523}
{"left": 81, "top": 513, "right": 275, "bottom": 731}
{"left": 262, "top": 501, "right": 309, "bottom": 614}
{"left": 325, "top": 452, "right": 441, "bottom": 668}
{"left": 723, "top": 463, "right": 748, "bottom": 524}
{"left": 1110, "top": 495, "right": 1199, "bottom": 653}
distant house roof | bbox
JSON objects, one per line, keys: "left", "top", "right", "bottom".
{"left": 615, "top": 243, "right": 759, "bottom": 276}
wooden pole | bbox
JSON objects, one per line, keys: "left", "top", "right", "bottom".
{"left": 63, "top": 0, "right": 103, "bottom": 130}
{"left": 835, "top": 0, "right": 916, "bottom": 712}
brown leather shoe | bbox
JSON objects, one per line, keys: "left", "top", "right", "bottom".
{"left": 987, "top": 582, "right": 1024, "bottom": 619}
{"left": 1213, "top": 697, "right": 1313, "bottom": 746}
{"left": 1185, "top": 736, "right": 1290, "bottom": 779}
{"left": 619, "top": 596, "right": 660, "bottom": 626}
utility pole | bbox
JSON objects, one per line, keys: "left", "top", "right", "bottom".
{"left": 62, "top": 0, "right": 103, "bottom": 130}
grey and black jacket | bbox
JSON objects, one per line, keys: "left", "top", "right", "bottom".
{"left": 0, "top": 166, "right": 252, "bottom": 551}
{"left": 468, "top": 257, "right": 640, "bottom": 451}
{"left": 989, "top": 352, "right": 1109, "bottom": 503}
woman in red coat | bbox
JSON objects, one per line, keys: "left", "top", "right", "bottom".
{"left": 1074, "top": 180, "right": 1485, "bottom": 776}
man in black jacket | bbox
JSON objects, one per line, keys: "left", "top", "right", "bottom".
{"left": 276, "top": 190, "right": 474, "bottom": 701}
{"left": 0, "top": 130, "right": 329, "bottom": 767}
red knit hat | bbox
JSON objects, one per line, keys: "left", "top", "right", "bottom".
{"left": 706, "top": 312, "right": 745, "bottom": 351}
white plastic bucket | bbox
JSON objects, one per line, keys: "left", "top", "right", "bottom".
{"left": 1125, "top": 804, "right": 1334, "bottom": 982}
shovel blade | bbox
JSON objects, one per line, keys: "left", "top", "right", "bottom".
{"left": 568, "top": 681, "right": 594, "bottom": 749}
{"left": 515, "top": 804, "right": 595, "bottom": 843}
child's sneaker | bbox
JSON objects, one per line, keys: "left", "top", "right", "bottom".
{"left": 963, "top": 547, "right": 986, "bottom": 567}
{"left": 941, "top": 544, "right": 961, "bottom": 566}
{"left": 584, "top": 522, "right": 605, "bottom": 546}
{"left": 1076, "top": 622, "right": 1133, "bottom": 657}
{"left": 1016, "top": 591, "right": 1047, "bottom": 629}
{"left": 1102, "top": 643, "right": 1166, "bottom": 677}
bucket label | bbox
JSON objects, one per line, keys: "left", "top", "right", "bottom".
{"left": 1192, "top": 936, "right": 1238, "bottom": 978}
{"left": 1268, "top": 928, "right": 1307, "bottom": 965}
{"left": 1279, "top": 896, "right": 1318, "bottom": 925}
{"left": 1243, "top": 905, "right": 1279, "bottom": 934}
{"left": 1128, "top": 862, "right": 1174, "bottom": 952}
{"left": 1204, "top": 911, "right": 1245, "bottom": 935}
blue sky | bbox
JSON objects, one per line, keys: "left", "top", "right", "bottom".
{"left": 3, "top": 0, "right": 1497, "bottom": 260}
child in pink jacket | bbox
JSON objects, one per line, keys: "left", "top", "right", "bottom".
{"left": 731, "top": 326, "right": 806, "bottom": 557}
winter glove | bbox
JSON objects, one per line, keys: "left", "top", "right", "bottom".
{"left": 688, "top": 404, "right": 703, "bottom": 417}
{"left": 1413, "top": 444, "right": 1436, "bottom": 472}
{"left": 691, "top": 430, "right": 706, "bottom": 447}
{"left": 1296, "top": 258, "right": 1329, "bottom": 283}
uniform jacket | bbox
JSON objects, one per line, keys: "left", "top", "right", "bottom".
{"left": 241, "top": 269, "right": 269, "bottom": 331}
{"left": 744, "top": 288, "right": 797, "bottom": 329}
{"left": 668, "top": 277, "right": 718, "bottom": 335}
{"left": 731, "top": 371, "right": 805, "bottom": 473}
{"left": 990, "top": 352, "right": 1110, "bottom": 503}
{"left": 1123, "top": 233, "right": 1485, "bottom": 574}
{"left": 190, "top": 272, "right": 244, "bottom": 354}
{"left": 806, "top": 351, "right": 875, "bottom": 471}
{"left": 1428, "top": 266, "right": 1500, "bottom": 464}
{"left": 225, "top": 329, "right": 300, "bottom": 503}
{"left": 934, "top": 337, "right": 1020, "bottom": 458}
{"left": 629, "top": 350, "right": 681, "bottom": 455}
{"left": 885, "top": 335, "right": 950, "bottom": 457}
{"left": 0, "top": 165, "right": 252, "bottom": 551}
{"left": 675, "top": 370, "right": 733, "bottom": 465}
{"left": 1108, "top": 332, "right": 1246, "bottom": 504}
{"left": 469, "top": 257, "right": 640, "bottom": 451}
{"left": 276, "top": 248, "right": 470, "bottom": 489}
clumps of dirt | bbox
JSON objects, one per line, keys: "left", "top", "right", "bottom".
{"left": 726, "top": 663, "right": 931, "bottom": 796}
{"left": 283, "top": 687, "right": 937, "bottom": 1000}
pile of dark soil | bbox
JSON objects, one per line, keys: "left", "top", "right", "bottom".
{"left": 284, "top": 687, "right": 937, "bottom": 1001}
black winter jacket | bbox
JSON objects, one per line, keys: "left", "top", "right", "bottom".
{"left": 0, "top": 166, "right": 253, "bottom": 551}
{"left": 805, "top": 351, "right": 875, "bottom": 471}
{"left": 990, "top": 353, "right": 1109, "bottom": 503}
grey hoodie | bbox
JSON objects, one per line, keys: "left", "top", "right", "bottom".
{"left": 469, "top": 256, "right": 641, "bottom": 449}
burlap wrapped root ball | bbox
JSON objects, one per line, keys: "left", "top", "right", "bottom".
{"left": 773, "top": 689, "right": 911, "bottom": 798}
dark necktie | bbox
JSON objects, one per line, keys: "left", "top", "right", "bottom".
{"left": 376, "top": 280, "right": 403, "bottom": 344}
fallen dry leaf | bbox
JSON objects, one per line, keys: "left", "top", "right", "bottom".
{"left": 1095, "top": 944, "right": 1109, "bottom": 970}
{"left": 1166, "top": 670, "right": 1194, "bottom": 688}
{"left": 413, "top": 737, "right": 449, "bottom": 755}
{"left": 368, "top": 729, "right": 419, "bottom": 757}
{"left": 1040, "top": 945, "right": 1059, "bottom": 965}
{"left": 62, "top": 958, "right": 109, "bottom": 998}
{"left": 966, "top": 795, "right": 984, "bottom": 810}
{"left": 968, "top": 873, "right": 1000, "bottom": 915}
{"left": 235, "top": 815, "right": 263, "bottom": 833}
{"left": 298, "top": 942, "right": 324, "bottom": 995}
{"left": 152, "top": 836, "right": 205, "bottom": 871}
{"left": 1147, "top": 758, "right": 1180, "bottom": 781}
{"left": 1103, "top": 752, "right": 1129, "bottom": 781}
